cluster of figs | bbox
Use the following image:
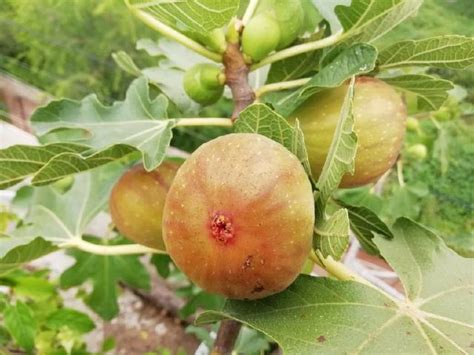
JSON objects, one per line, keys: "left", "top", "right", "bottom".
{"left": 110, "top": 0, "right": 407, "bottom": 300}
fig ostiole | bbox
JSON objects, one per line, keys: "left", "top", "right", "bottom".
{"left": 183, "top": 63, "right": 224, "bottom": 105}
{"left": 290, "top": 76, "right": 407, "bottom": 188}
{"left": 109, "top": 161, "right": 181, "bottom": 250}
{"left": 163, "top": 133, "right": 314, "bottom": 300}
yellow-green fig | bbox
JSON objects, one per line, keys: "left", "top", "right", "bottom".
{"left": 109, "top": 161, "right": 180, "bottom": 250}
{"left": 290, "top": 77, "right": 407, "bottom": 187}
{"left": 242, "top": 13, "right": 280, "bottom": 62}
{"left": 163, "top": 133, "right": 314, "bottom": 299}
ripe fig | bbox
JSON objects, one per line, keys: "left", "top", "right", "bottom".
{"left": 109, "top": 161, "right": 181, "bottom": 250}
{"left": 183, "top": 63, "right": 224, "bottom": 105}
{"left": 163, "top": 133, "right": 314, "bottom": 299}
{"left": 290, "top": 77, "right": 407, "bottom": 187}
{"left": 242, "top": 13, "right": 280, "bottom": 61}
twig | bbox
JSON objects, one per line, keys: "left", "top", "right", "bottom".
{"left": 176, "top": 118, "right": 233, "bottom": 127}
{"left": 255, "top": 78, "right": 310, "bottom": 97}
{"left": 251, "top": 30, "right": 343, "bottom": 70}
{"left": 241, "top": 0, "right": 259, "bottom": 25}
{"left": 211, "top": 320, "right": 242, "bottom": 355}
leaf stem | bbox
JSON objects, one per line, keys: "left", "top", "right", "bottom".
{"left": 241, "top": 0, "right": 260, "bottom": 25}
{"left": 310, "top": 250, "right": 371, "bottom": 286}
{"left": 126, "top": 2, "right": 222, "bottom": 62}
{"left": 60, "top": 238, "right": 165, "bottom": 255}
{"left": 255, "top": 78, "right": 310, "bottom": 97}
{"left": 251, "top": 30, "right": 344, "bottom": 70}
{"left": 396, "top": 160, "right": 405, "bottom": 187}
{"left": 175, "top": 118, "right": 233, "bottom": 127}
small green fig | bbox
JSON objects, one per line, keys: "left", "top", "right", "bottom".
{"left": 163, "top": 133, "right": 314, "bottom": 299}
{"left": 109, "top": 161, "right": 181, "bottom": 250}
{"left": 290, "top": 77, "right": 407, "bottom": 188}
{"left": 406, "top": 117, "right": 420, "bottom": 132}
{"left": 406, "top": 144, "right": 427, "bottom": 160}
{"left": 183, "top": 64, "right": 224, "bottom": 105}
{"left": 242, "top": 13, "right": 280, "bottom": 61}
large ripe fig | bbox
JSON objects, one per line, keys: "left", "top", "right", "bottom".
{"left": 163, "top": 133, "right": 314, "bottom": 299}
{"left": 109, "top": 161, "right": 180, "bottom": 250}
{"left": 242, "top": 13, "right": 280, "bottom": 61}
{"left": 183, "top": 63, "right": 224, "bottom": 105}
{"left": 290, "top": 77, "right": 407, "bottom": 187}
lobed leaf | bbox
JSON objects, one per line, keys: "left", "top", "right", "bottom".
{"left": 31, "top": 77, "right": 176, "bottom": 171}
{"left": 266, "top": 43, "right": 377, "bottom": 117}
{"left": 198, "top": 219, "right": 474, "bottom": 354}
{"left": 378, "top": 35, "right": 474, "bottom": 70}
{"left": 382, "top": 74, "right": 454, "bottom": 111}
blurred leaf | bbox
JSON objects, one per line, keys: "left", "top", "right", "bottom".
{"left": 198, "top": 219, "right": 473, "bottom": 354}
{"left": 266, "top": 43, "right": 377, "bottom": 117}
{"left": 46, "top": 308, "right": 95, "bottom": 334}
{"left": 234, "top": 104, "right": 313, "bottom": 180}
{"left": 383, "top": 74, "right": 454, "bottom": 111}
{"left": 179, "top": 291, "right": 224, "bottom": 319}
{"left": 378, "top": 35, "right": 474, "bottom": 70}
{"left": 0, "top": 143, "right": 88, "bottom": 189}
{"left": 4, "top": 301, "right": 36, "bottom": 352}
{"left": 60, "top": 240, "right": 150, "bottom": 320}
{"left": 235, "top": 327, "right": 271, "bottom": 354}
{"left": 0, "top": 325, "right": 11, "bottom": 346}
{"left": 0, "top": 165, "right": 123, "bottom": 274}
{"left": 31, "top": 77, "right": 176, "bottom": 171}
{"left": 151, "top": 254, "right": 173, "bottom": 279}
{"left": 336, "top": 0, "right": 423, "bottom": 43}
{"left": 14, "top": 276, "right": 55, "bottom": 302}
{"left": 313, "top": 79, "right": 357, "bottom": 260}
{"left": 101, "top": 336, "right": 116, "bottom": 352}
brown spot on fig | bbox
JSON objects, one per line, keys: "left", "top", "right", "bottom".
{"left": 210, "top": 212, "right": 234, "bottom": 244}
{"left": 252, "top": 281, "right": 264, "bottom": 293}
{"left": 242, "top": 255, "right": 253, "bottom": 269}
{"left": 317, "top": 335, "right": 326, "bottom": 343}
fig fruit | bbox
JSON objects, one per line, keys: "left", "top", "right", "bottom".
{"left": 290, "top": 77, "right": 407, "bottom": 187}
{"left": 406, "top": 144, "right": 427, "bottom": 160}
{"left": 163, "top": 133, "right": 314, "bottom": 299}
{"left": 183, "top": 63, "right": 224, "bottom": 105}
{"left": 242, "top": 13, "right": 280, "bottom": 61}
{"left": 109, "top": 161, "right": 181, "bottom": 250}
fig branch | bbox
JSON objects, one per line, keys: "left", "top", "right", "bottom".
{"left": 250, "top": 30, "right": 344, "bottom": 71}
{"left": 176, "top": 118, "right": 233, "bottom": 127}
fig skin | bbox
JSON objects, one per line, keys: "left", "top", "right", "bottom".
{"left": 242, "top": 13, "right": 281, "bottom": 61}
{"left": 290, "top": 77, "right": 407, "bottom": 187}
{"left": 183, "top": 64, "right": 224, "bottom": 105}
{"left": 109, "top": 161, "right": 180, "bottom": 250}
{"left": 163, "top": 133, "right": 314, "bottom": 300}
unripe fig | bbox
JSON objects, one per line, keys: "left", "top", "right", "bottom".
{"left": 203, "top": 28, "right": 227, "bottom": 54}
{"left": 406, "top": 117, "right": 420, "bottom": 132}
{"left": 163, "top": 133, "right": 314, "bottom": 299}
{"left": 109, "top": 161, "right": 181, "bottom": 250}
{"left": 406, "top": 144, "right": 427, "bottom": 160}
{"left": 183, "top": 64, "right": 224, "bottom": 105}
{"left": 290, "top": 77, "right": 407, "bottom": 187}
{"left": 242, "top": 13, "right": 280, "bottom": 61}
{"left": 255, "top": 0, "right": 304, "bottom": 49}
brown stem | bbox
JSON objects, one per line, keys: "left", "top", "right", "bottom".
{"left": 223, "top": 41, "right": 255, "bottom": 121}
{"left": 211, "top": 319, "right": 243, "bottom": 355}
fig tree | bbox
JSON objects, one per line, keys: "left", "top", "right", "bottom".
{"left": 109, "top": 161, "right": 181, "bottom": 250}
{"left": 242, "top": 13, "right": 280, "bottom": 61}
{"left": 183, "top": 63, "right": 225, "bottom": 105}
{"left": 290, "top": 77, "right": 407, "bottom": 187}
{"left": 163, "top": 133, "right": 314, "bottom": 299}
